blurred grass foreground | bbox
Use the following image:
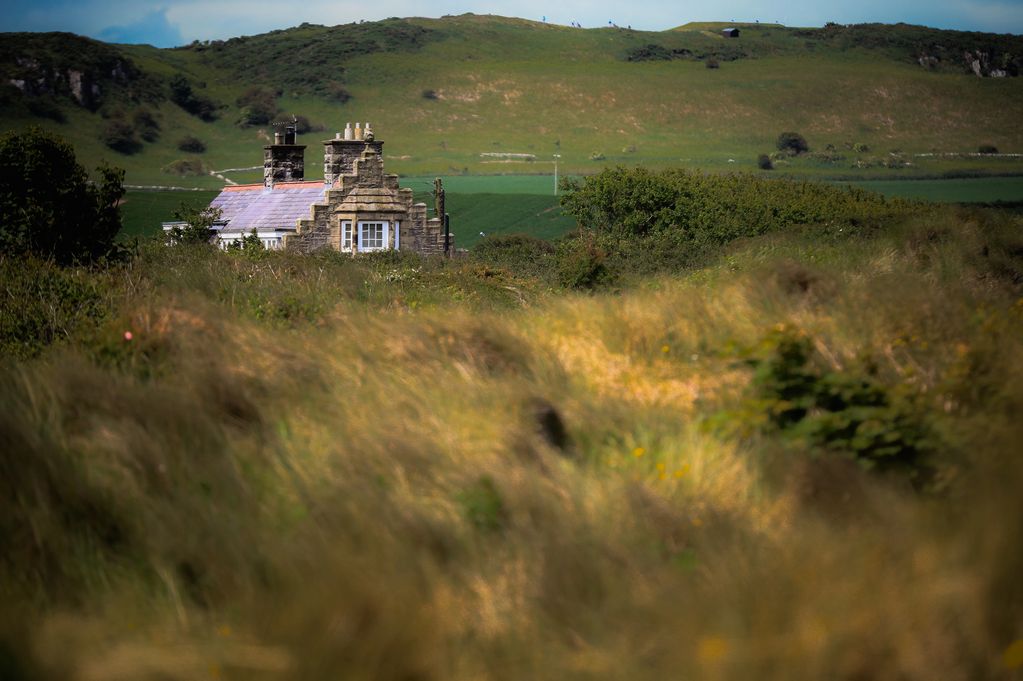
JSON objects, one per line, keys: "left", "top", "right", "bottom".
{"left": 3, "top": 161, "right": 1023, "bottom": 680}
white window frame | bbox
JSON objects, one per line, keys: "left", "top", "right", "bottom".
{"left": 358, "top": 221, "right": 388, "bottom": 252}
{"left": 341, "top": 221, "right": 352, "bottom": 250}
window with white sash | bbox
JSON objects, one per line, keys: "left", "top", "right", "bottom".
{"left": 341, "top": 221, "right": 352, "bottom": 250}
{"left": 358, "top": 221, "right": 388, "bottom": 252}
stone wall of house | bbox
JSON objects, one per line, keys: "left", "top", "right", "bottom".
{"left": 287, "top": 131, "right": 452, "bottom": 256}
{"left": 324, "top": 140, "right": 384, "bottom": 185}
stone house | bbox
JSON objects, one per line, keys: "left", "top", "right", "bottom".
{"left": 164, "top": 121, "right": 452, "bottom": 255}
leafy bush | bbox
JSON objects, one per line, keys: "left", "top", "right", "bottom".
{"left": 235, "top": 86, "right": 279, "bottom": 127}
{"left": 422, "top": 89, "right": 439, "bottom": 100}
{"left": 777, "top": 131, "right": 810, "bottom": 155}
{"left": 559, "top": 166, "right": 909, "bottom": 246}
{"left": 132, "top": 109, "right": 160, "bottom": 143}
{"left": 978, "top": 144, "right": 999, "bottom": 154}
{"left": 471, "top": 233, "right": 556, "bottom": 280}
{"left": 757, "top": 153, "right": 774, "bottom": 170}
{"left": 706, "top": 57, "right": 720, "bottom": 69}
{"left": 556, "top": 233, "right": 614, "bottom": 290}
{"left": 731, "top": 327, "right": 934, "bottom": 479}
{"left": 177, "top": 135, "right": 206, "bottom": 153}
{"left": 101, "top": 119, "right": 141, "bottom": 154}
{"left": 0, "top": 256, "right": 109, "bottom": 359}
{"left": 0, "top": 127, "right": 124, "bottom": 264}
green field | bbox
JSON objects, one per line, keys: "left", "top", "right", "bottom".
{"left": 843, "top": 176, "right": 1023, "bottom": 203}
{"left": 119, "top": 189, "right": 219, "bottom": 239}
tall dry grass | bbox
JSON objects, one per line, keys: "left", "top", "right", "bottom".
{"left": 2, "top": 208, "right": 1023, "bottom": 680}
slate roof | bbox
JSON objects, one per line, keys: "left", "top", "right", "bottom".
{"left": 210, "top": 181, "right": 326, "bottom": 232}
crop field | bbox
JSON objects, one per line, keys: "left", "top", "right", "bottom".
{"left": 843, "top": 176, "right": 1023, "bottom": 204}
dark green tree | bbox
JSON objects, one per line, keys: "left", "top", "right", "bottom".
{"left": 0, "top": 127, "right": 124, "bottom": 264}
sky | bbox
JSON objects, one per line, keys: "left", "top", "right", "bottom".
{"left": 1, "top": 0, "right": 1021, "bottom": 47}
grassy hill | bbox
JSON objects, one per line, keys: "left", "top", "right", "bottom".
{"left": 2, "top": 15, "right": 1023, "bottom": 189}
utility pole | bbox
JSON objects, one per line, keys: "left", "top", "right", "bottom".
{"left": 553, "top": 154, "right": 561, "bottom": 195}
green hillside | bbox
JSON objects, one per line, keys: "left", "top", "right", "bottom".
{"left": 2, "top": 15, "right": 1023, "bottom": 187}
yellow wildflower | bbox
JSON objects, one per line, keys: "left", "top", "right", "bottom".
{"left": 1004, "top": 639, "right": 1023, "bottom": 669}
{"left": 697, "top": 636, "right": 729, "bottom": 664}
{"left": 632, "top": 447, "right": 645, "bottom": 458}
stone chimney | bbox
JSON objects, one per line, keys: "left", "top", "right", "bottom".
{"left": 323, "top": 121, "right": 384, "bottom": 185}
{"left": 264, "top": 121, "right": 306, "bottom": 188}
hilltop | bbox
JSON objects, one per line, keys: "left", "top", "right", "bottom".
{"left": 2, "top": 15, "right": 1022, "bottom": 186}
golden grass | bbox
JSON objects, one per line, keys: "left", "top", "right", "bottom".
{"left": 3, "top": 210, "right": 1023, "bottom": 680}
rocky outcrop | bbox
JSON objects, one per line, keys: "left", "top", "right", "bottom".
{"left": 0, "top": 33, "right": 148, "bottom": 111}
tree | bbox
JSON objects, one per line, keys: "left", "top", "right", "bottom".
{"left": 0, "top": 127, "right": 124, "bottom": 264}
{"left": 167, "top": 203, "right": 221, "bottom": 244}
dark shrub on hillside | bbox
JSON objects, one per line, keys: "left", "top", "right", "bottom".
{"left": 625, "top": 44, "right": 673, "bottom": 61}
{"left": 102, "top": 119, "right": 142, "bottom": 154}
{"left": 133, "top": 109, "right": 161, "bottom": 143}
{"left": 758, "top": 153, "right": 774, "bottom": 170}
{"left": 27, "top": 96, "right": 67, "bottom": 123}
{"left": 706, "top": 57, "right": 720, "bottom": 69}
{"left": 326, "top": 83, "right": 352, "bottom": 103}
{"left": 0, "top": 127, "right": 124, "bottom": 264}
{"left": 283, "top": 115, "right": 323, "bottom": 135}
{"left": 177, "top": 135, "right": 207, "bottom": 153}
{"left": 169, "top": 75, "right": 219, "bottom": 121}
{"left": 236, "top": 86, "right": 278, "bottom": 127}
{"left": 422, "top": 89, "right": 439, "bottom": 100}
{"left": 978, "top": 144, "right": 999, "bottom": 154}
{"left": 777, "top": 131, "right": 810, "bottom": 155}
